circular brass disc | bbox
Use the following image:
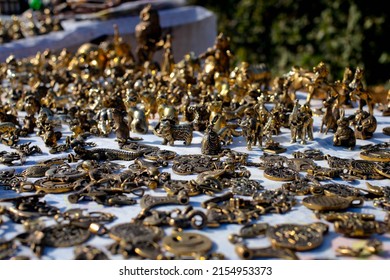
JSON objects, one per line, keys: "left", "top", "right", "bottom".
{"left": 42, "top": 224, "right": 91, "bottom": 248}
{"left": 360, "top": 149, "right": 390, "bottom": 162}
{"left": 374, "top": 162, "right": 390, "bottom": 179}
{"left": 162, "top": 232, "right": 212, "bottom": 256}
{"left": 264, "top": 167, "right": 296, "bottom": 181}
{"left": 267, "top": 223, "right": 328, "bottom": 251}
{"left": 302, "top": 195, "right": 363, "bottom": 211}
{"left": 109, "top": 223, "right": 163, "bottom": 243}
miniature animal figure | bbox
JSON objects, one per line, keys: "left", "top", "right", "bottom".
{"left": 201, "top": 116, "right": 223, "bottom": 155}
{"left": 352, "top": 110, "right": 377, "bottom": 139}
{"left": 320, "top": 95, "right": 340, "bottom": 134}
{"left": 110, "top": 108, "right": 142, "bottom": 146}
{"left": 153, "top": 119, "right": 193, "bottom": 146}
{"left": 333, "top": 109, "right": 356, "bottom": 149}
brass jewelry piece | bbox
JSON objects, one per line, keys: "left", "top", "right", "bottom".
{"left": 162, "top": 231, "right": 213, "bottom": 257}
{"left": 263, "top": 166, "right": 297, "bottom": 181}
{"left": 336, "top": 239, "right": 383, "bottom": 258}
{"left": 267, "top": 222, "right": 328, "bottom": 251}
{"left": 109, "top": 222, "right": 163, "bottom": 244}
{"left": 42, "top": 224, "right": 91, "bottom": 248}
{"left": 302, "top": 195, "right": 364, "bottom": 212}
{"left": 319, "top": 212, "right": 388, "bottom": 238}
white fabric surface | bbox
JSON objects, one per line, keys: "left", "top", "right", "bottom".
{"left": 0, "top": 93, "right": 389, "bottom": 260}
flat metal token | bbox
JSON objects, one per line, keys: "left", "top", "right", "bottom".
{"left": 109, "top": 222, "right": 163, "bottom": 243}
{"left": 144, "top": 150, "right": 177, "bottom": 161}
{"left": 267, "top": 223, "right": 328, "bottom": 251}
{"left": 228, "top": 178, "right": 264, "bottom": 196}
{"left": 264, "top": 166, "right": 297, "bottom": 181}
{"left": 162, "top": 232, "right": 212, "bottom": 256}
{"left": 360, "top": 149, "right": 390, "bottom": 162}
{"left": 302, "top": 195, "right": 364, "bottom": 211}
{"left": 383, "top": 127, "right": 390, "bottom": 136}
{"left": 34, "top": 178, "right": 75, "bottom": 194}
{"left": 172, "top": 155, "right": 215, "bottom": 175}
{"left": 349, "top": 160, "right": 384, "bottom": 179}
{"left": 322, "top": 183, "right": 362, "bottom": 197}
{"left": 163, "top": 180, "right": 200, "bottom": 196}
{"left": 374, "top": 162, "right": 390, "bottom": 179}
{"left": 42, "top": 224, "right": 91, "bottom": 248}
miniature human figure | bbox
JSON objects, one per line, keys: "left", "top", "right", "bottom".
{"left": 352, "top": 109, "right": 377, "bottom": 140}
{"left": 199, "top": 33, "right": 233, "bottom": 76}
{"left": 289, "top": 100, "right": 301, "bottom": 144}
{"left": 161, "top": 34, "right": 175, "bottom": 75}
{"left": 135, "top": 4, "right": 163, "bottom": 64}
{"left": 300, "top": 102, "right": 314, "bottom": 141}
{"left": 238, "top": 109, "right": 263, "bottom": 150}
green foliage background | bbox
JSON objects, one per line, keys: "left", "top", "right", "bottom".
{"left": 190, "top": 0, "right": 389, "bottom": 85}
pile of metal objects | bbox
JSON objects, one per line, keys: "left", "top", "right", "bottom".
{"left": 0, "top": 4, "right": 389, "bottom": 260}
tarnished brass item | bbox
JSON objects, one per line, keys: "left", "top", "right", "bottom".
{"left": 263, "top": 166, "right": 297, "bottom": 181}
{"left": 320, "top": 212, "right": 388, "bottom": 238}
{"left": 336, "top": 239, "right": 383, "bottom": 258}
{"left": 302, "top": 195, "right": 364, "bottom": 211}
{"left": 162, "top": 231, "right": 213, "bottom": 257}
{"left": 140, "top": 190, "right": 189, "bottom": 211}
{"left": 267, "top": 222, "right": 328, "bottom": 251}
{"left": 42, "top": 224, "right": 91, "bottom": 248}
{"left": 109, "top": 222, "right": 163, "bottom": 244}
{"left": 153, "top": 119, "right": 193, "bottom": 146}
{"left": 333, "top": 109, "right": 356, "bottom": 149}
{"left": 235, "top": 244, "right": 298, "bottom": 260}
{"left": 74, "top": 245, "right": 109, "bottom": 260}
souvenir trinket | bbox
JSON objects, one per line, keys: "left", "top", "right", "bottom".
{"left": 109, "top": 222, "right": 163, "bottom": 244}
{"left": 162, "top": 231, "right": 213, "bottom": 257}
{"left": 302, "top": 195, "right": 363, "bottom": 211}
{"left": 336, "top": 239, "right": 383, "bottom": 258}
{"left": 263, "top": 166, "right": 297, "bottom": 181}
{"left": 42, "top": 224, "right": 91, "bottom": 248}
{"left": 374, "top": 162, "right": 390, "bottom": 178}
{"left": 267, "top": 222, "right": 328, "bottom": 251}
{"left": 333, "top": 110, "right": 356, "bottom": 149}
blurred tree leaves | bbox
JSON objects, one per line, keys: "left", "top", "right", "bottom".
{"left": 189, "top": 0, "right": 389, "bottom": 84}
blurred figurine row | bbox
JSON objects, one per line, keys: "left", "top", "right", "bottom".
{"left": 0, "top": 4, "right": 389, "bottom": 156}
{"left": 0, "top": 9, "right": 62, "bottom": 44}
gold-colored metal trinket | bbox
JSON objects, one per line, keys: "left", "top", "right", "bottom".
{"left": 42, "top": 224, "right": 91, "bottom": 248}
{"left": 383, "top": 127, "right": 390, "bottom": 136}
{"left": 263, "top": 166, "right": 297, "bottom": 181}
{"left": 235, "top": 244, "right": 298, "bottom": 260}
{"left": 302, "top": 195, "right": 364, "bottom": 211}
{"left": 109, "top": 222, "right": 163, "bottom": 244}
{"left": 267, "top": 222, "right": 328, "bottom": 251}
{"left": 162, "top": 231, "right": 213, "bottom": 257}
{"left": 319, "top": 212, "right": 388, "bottom": 238}
{"left": 360, "top": 149, "right": 390, "bottom": 162}
{"left": 336, "top": 239, "right": 383, "bottom": 258}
